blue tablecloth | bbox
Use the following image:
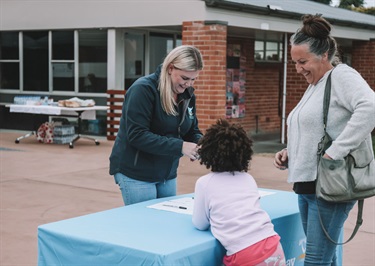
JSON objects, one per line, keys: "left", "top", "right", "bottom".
{"left": 37, "top": 189, "right": 328, "bottom": 265}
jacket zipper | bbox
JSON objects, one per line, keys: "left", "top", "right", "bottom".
{"left": 134, "top": 150, "right": 139, "bottom": 166}
{"left": 178, "top": 98, "right": 190, "bottom": 137}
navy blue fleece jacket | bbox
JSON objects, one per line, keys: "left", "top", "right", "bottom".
{"left": 109, "top": 65, "right": 202, "bottom": 182}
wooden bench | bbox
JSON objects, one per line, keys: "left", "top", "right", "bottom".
{"left": 107, "top": 89, "right": 126, "bottom": 141}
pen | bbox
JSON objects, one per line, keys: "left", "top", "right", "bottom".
{"left": 162, "top": 204, "right": 187, "bottom": 210}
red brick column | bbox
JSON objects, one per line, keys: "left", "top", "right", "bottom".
{"left": 352, "top": 39, "right": 375, "bottom": 90}
{"left": 352, "top": 39, "right": 375, "bottom": 135}
{"left": 182, "top": 21, "right": 227, "bottom": 132}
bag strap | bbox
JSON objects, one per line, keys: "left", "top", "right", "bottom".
{"left": 317, "top": 68, "right": 364, "bottom": 245}
{"left": 322, "top": 70, "right": 332, "bottom": 132}
{"left": 317, "top": 199, "right": 364, "bottom": 245}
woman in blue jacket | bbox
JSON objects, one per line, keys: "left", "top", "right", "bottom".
{"left": 110, "top": 45, "right": 204, "bottom": 205}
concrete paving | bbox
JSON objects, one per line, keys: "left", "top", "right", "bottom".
{"left": 0, "top": 130, "right": 374, "bottom": 265}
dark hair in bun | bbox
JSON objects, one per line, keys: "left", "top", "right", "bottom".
{"left": 290, "top": 14, "right": 340, "bottom": 64}
{"left": 301, "top": 14, "right": 331, "bottom": 39}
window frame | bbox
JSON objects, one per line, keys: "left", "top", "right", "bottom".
{"left": 0, "top": 28, "right": 182, "bottom": 96}
{"left": 50, "top": 30, "right": 76, "bottom": 93}
{"left": 0, "top": 32, "right": 22, "bottom": 91}
{"left": 254, "top": 40, "right": 283, "bottom": 63}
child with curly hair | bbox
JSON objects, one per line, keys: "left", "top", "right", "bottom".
{"left": 192, "top": 119, "right": 285, "bottom": 266}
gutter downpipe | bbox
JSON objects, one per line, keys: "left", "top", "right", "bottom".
{"left": 281, "top": 32, "right": 287, "bottom": 144}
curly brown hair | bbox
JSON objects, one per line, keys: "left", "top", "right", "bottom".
{"left": 197, "top": 119, "right": 253, "bottom": 173}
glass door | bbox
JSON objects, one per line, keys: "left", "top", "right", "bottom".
{"left": 124, "top": 32, "right": 145, "bottom": 89}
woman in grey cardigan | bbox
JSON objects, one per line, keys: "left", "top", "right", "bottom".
{"left": 274, "top": 14, "right": 375, "bottom": 266}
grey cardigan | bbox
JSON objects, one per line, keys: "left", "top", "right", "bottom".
{"left": 286, "top": 64, "right": 375, "bottom": 183}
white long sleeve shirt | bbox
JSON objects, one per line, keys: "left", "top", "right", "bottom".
{"left": 287, "top": 64, "right": 375, "bottom": 183}
{"left": 192, "top": 172, "right": 277, "bottom": 255}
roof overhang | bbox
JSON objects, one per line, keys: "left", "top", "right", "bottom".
{"left": 204, "top": 0, "right": 375, "bottom": 31}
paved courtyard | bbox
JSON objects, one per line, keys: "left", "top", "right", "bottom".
{"left": 0, "top": 130, "right": 374, "bottom": 265}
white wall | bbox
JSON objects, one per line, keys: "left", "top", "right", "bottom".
{"left": 1, "top": 0, "right": 206, "bottom": 30}
{"left": 1, "top": 0, "right": 373, "bottom": 40}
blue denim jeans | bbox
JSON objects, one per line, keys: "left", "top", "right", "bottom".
{"left": 298, "top": 194, "right": 356, "bottom": 266}
{"left": 114, "top": 173, "right": 177, "bottom": 205}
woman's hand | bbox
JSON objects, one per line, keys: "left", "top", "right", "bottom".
{"left": 274, "top": 148, "right": 288, "bottom": 170}
{"left": 182, "top": 141, "right": 199, "bottom": 161}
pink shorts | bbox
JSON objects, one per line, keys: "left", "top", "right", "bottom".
{"left": 223, "top": 235, "right": 286, "bottom": 266}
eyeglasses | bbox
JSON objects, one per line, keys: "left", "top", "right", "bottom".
{"left": 171, "top": 65, "right": 197, "bottom": 86}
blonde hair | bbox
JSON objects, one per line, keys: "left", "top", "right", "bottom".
{"left": 159, "top": 45, "right": 204, "bottom": 115}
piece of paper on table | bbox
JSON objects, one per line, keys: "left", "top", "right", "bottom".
{"left": 259, "top": 190, "right": 276, "bottom": 197}
{"left": 147, "top": 197, "right": 194, "bottom": 215}
{"left": 148, "top": 190, "right": 275, "bottom": 215}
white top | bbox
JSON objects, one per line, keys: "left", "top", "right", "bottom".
{"left": 286, "top": 64, "right": 375, "bottom": 183}
{"left": 192, "top": 171, "right": 277, "bottom": 255}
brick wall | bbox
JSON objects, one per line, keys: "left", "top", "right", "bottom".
{"left": 182, "top": 24, "right": 374, "bottom": 135}
{"left": 352, "top": 39, "right": 375, "bottom": 90}
{"left": 352, "top": 39, "right": 375, "bottom": 135}
{"left": 285, "top": 41, "right": 308, "bottom": 115}
{"left": 182, "top": 21, "right": 227, "bottom": 133}
{"left": 182, "top": 22, "right": 285, "bottom": 134}
{"left": 227, "top": 37, "right": 284, "bottom": 135}
{"left": 285, "top": 38, "right": 375, "bottom": 115}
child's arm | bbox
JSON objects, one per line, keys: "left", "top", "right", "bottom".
{"left": 192, "top": 181, "right": 210, "bottom": 230}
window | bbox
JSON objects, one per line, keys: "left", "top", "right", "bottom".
{"left": 123, "top": 31, "right": 181, "bottom": 89}
{"left": 254, "top": 40, "right": 283, "bottom": 62}
{"left": 149, "top": 33, "right": 182, "bottom": 73}
{"left": 52, "top": 31, "right": 75, "bottom": 91}
{"left": 1, "top": 29, "right": 183, "bottom": 94}
{"left": 123, "top": 32, "right": 181, "bottom": 89}
{"left": 52, "top": 31, "right": 74, "bottom": 60}
{"left": 23, "top": 31, "right": 49, "bottom": 91}
{"left": 124, "top": 32, "right": 145, "bottom": 89}
{"left": 0, "top": 32, "right": 20, "bottom": 90}
{"left": 79, "top": 30, "right": 108, "bottom": 93}
{"left": 342, "top": 53, "right": 352, "bottom": 66}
